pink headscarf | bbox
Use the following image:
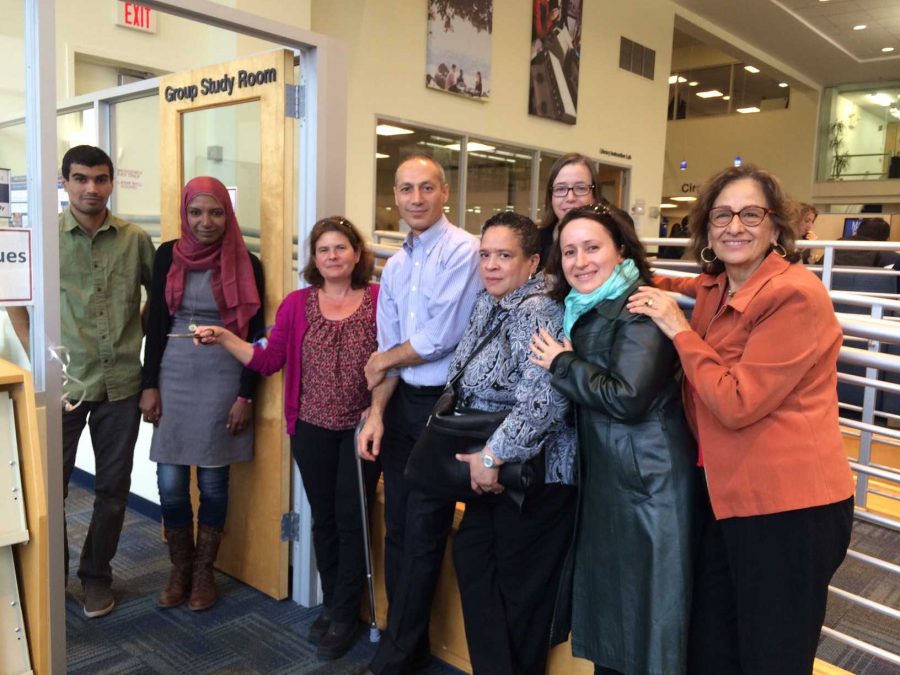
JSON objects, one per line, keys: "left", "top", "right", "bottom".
{"left": 165, "top": 176, "right": 261, "bottom": 339}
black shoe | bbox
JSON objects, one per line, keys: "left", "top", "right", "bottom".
{"left": 82, "top": 581, "right": 115, "bottom": 618}
{"left": 307, "top": 608, "right": 331, "bottom": 642}
{"left": 316, "top": 620, "right": 359, "bottom": 660}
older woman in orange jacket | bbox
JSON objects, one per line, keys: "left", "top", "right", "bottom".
{"left": 628, "top": 165, "right": 854, "bottom": 675}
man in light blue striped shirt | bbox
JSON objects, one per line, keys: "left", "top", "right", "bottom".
{"left": 357, "top": 155, "right": 480, "bottom": 673}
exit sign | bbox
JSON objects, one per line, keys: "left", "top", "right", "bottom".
{"left": 115, "top": 2, "right": 157, "bottom": 33}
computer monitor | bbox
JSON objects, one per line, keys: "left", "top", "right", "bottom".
{"left": 842, "top": 217, "right": 863, "bottom": 238}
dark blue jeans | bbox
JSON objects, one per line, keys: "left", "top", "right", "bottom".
{"left": 156, "top": 464, "right": 230, "bottom": 529}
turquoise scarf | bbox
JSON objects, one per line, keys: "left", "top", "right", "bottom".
{"left": 563, "top": 258, "right": 639, "bottom": 338}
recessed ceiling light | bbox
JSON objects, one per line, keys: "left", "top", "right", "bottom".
{"left": 883, "top": 47, "right": 895, "bottom": 53}
{"left": 671, "top": 196, "right": 697, "bottom": 202}
{"left": 744, "top": 65, "right": 760, "bottom": 73}
{"left": 696, "top": 90, "right": 724, "bottom": 98}
{"left": 853, "top": 24, "right": 867, "bottom": 31}
{"left": 778, "top": 82, "right": 789, "bottom": 88}
{"left": 375, "top": 152, "right": 390, "bottom": 159}
{"left": 688, "top": 81, "right": 699, "bottom": 87}
{"left": 723, "top": 95, "right": 731, "bottom": 101}
{"left": 660, "top": 203, "right": 678, "bottom": 209}
{"left": 737, "top": 106, "right": 761, "bottom": 114}
{"left": 376, "top": 124, "right": 414, "bottom": 136}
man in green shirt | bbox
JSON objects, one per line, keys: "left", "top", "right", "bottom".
{"left": 59, "top": 145, "right": 155, "bottom": 618}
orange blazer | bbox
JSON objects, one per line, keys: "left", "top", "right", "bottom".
{"left": 657, "top": 253, "right": 854, "bottom": 519}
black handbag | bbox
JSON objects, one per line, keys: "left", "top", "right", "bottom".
{"left": 403, "top": 301, "right": 545, "bottom": 508}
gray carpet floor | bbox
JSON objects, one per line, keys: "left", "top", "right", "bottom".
{"left": 64, "top": 484, "right": 900, "bottom": 674}
{"left": 64, "top": 483, "right": 462, "bottom": 674}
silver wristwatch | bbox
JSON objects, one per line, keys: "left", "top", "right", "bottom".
{"left": 481, "top": 451, "right": 496, "bottom": 469}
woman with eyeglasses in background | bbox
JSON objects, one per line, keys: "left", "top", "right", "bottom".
{"left": 537, "top": 153, "right": 606, "bottom": 267}
{"left": 628, "top": 165, "right": 854, "bottom": 674}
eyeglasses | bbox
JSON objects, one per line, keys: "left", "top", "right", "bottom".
{"left": 551, "top": 183, "right": 595, "bottom": 198}
{"left": 708, "top": 205, "right": 771, "bottom": 228}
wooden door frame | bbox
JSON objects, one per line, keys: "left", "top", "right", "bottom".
{"left": 158, "top": 49, "right": 294, "bottom": 599}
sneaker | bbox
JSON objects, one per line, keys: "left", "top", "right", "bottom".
{"left": 82, "top": 582, "right": 115, "bottom": 618}
{"left": 308, "top": 608, "right": 331, "bottom": 642}
{"left": 316, "top": 620, "right": 359, "bottom": 660}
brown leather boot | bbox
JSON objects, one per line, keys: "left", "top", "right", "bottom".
{"left": 188, "top": 524, "right": 224, "bottom": 611}
{"left": 158, "top": 525, "right": 194, "bottom": 608}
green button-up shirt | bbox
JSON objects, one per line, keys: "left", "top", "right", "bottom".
{"left": 59, "top": 208, "right": 155, "bottom": 402}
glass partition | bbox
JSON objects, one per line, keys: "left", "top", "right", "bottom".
{"left": 668, "top": 62, "right": 789, "bottom": 120}
{"left": 465, "top": 140, "right": 534, "bottom": 229}
{"left": 818, "top": 84, "right": 900, "bottom": 182}
{"left": 111, "top": 94, "right": 161, "bottom": 243}
{"left": 182, "top": 102, "right": 262, "bottom": 254}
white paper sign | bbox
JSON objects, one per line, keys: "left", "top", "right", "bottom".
{"left": 0, "top": 229, "right": 32, "bottom": 305}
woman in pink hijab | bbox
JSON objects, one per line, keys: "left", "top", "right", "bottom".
{"left": 140, "top": 176, "right": 264, "bottom": 612}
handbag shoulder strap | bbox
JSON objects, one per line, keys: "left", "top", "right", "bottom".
{"left": 448, "top": 292, "right": 543, "bottom": 387}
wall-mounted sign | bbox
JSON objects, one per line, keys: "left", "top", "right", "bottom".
{"left": 0, "top": 228, "right": 32, "bottom": 305}
{"left": 599, "top": 148, "right": 632, "bottom": 161}
{"left": 162, "top": 68, "right": 278, "bottom": 104}
{"left": 681, "top": 182, "right": 699, "bottom": 193}
{"left": 0, "top": 169, "right": 9, "bottom": 218}
{"left": 115, "top": 2, "right": 157, "bottom": 33}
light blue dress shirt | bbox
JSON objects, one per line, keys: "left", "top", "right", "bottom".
{"left": 377, "top": 216, "right": 481, "bottom": 386}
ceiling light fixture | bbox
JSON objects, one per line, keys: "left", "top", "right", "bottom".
{"left": 375, "top": 152, "right": 390, "bottom": 159}
{"left": 883, "top": 47, "right": 895, "bottom": 53}
{"left": 376, "top": 123, "right": 414, "bottom": 136}
{"left": 696, "top": 90, "right": 724, "bottom": 98}
{"left": 671, "top": 196, "right": 697, "bottom": 202}
{"left": 688, "top": 81, "right": 699, "bottom": 87}
{"left": 444, "top": 142, "right": 495, "bottom": 152}
{"left": 723, "top": 95, "right": 731, "bottom": 101}
{"left": 867, "top": 93, "right": 893, "bottom": 107}
{"left": 736, "top": 106, "right": 761, "bottom": 114}
{"left": 853, "top": 24, "right": 866, "bottom": 31}
{"left": 778, "top": 82, "right": 789, "bottom": 88}
{"left": 744, "top": 65, "right": 760, "bottom": 73}
{"left": 660, "top": 203, "right": 677, "bottom": 209}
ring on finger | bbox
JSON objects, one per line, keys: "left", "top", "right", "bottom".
{"left": 645, "top": 298, "right": 654, "bottom": 308}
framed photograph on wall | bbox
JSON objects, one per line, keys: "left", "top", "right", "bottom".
{"left": 426, "top": 0, "right": 492, "bottom": 100}
{"left": 529, "top": 0, "right": 582, "bottom": 124}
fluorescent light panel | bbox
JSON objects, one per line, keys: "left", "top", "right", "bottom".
{"left": 736, "top": 106, "right": 761, "bottom": 113}
{"left": 744, "top": 65, "right": 760, "bottom": 73}
{"left": 696, "top": 90, "right": 723, "bottom": 98}
{"left": 660, "top": 203, "right": 677, "bottom": 208}
{"left": 671, "top": 196, "right": 697, "bottom": 202}
{"left": 444, "top": 142, "right": 496, "bottom": 152}
{"left": 375, "top": 153, "right": 390, "bottom": 159}
{"left": 376, "top": 124, "right": 414, "bottom": 136}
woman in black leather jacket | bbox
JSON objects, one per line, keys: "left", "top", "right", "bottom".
{"left": 530, "top": 204, "right": 697, "bottom": 675}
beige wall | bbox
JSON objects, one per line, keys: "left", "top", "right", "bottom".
{"left": 312, "top": 0, "right": 677, "bottom": 237}
{"left": 663, "top": 85, "right": 820, "bottom": 202}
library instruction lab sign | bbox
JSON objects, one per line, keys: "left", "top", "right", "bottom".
{"left": 0, "top": 228, "right": 32, "bottom": 305}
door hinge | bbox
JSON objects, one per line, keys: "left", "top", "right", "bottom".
{"left": 281, "top": 512, "right": 300, "bottom": 541}
{"left": 285, "top": 84, "right": 305, "bottom": 120}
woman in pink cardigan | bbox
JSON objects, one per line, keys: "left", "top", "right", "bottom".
{"left": 197, "top": 216, "right": 379, "bottom": 661}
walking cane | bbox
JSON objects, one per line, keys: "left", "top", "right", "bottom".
{"left": 355, "top": 419, "right": 381, "bottom": 643}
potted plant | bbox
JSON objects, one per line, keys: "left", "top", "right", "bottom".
{"left": 828, "top": 119, "right": 850, "bottom": 179}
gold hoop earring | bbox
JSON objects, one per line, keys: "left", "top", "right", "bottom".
{"left": 772, "top": 243, "right": 787, "bottom": 258}
{"left": 700, "top": 246, "right": 718, "bottom": 264}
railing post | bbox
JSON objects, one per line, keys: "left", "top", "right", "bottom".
{"left": 821, "top": 245, "right": 834, "bottom": 290}
{"left": 856, "top": 303, "right": 884, "bottom": 508}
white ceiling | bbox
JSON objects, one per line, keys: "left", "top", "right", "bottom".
{"left": 673, "top": 0, "right": 900, "bottom": 87}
